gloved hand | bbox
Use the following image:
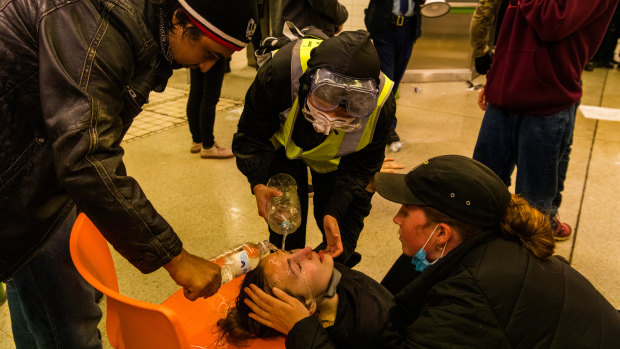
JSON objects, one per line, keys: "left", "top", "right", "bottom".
{"left": 475, "top": 51, "right": 493, "bottom": 75}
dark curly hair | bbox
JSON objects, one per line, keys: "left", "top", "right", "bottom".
{"left": 162, "top": 0, "right": 204, "bottom": 41}
{"left": 216, "top": 262, "right": 283, "bottom": 347}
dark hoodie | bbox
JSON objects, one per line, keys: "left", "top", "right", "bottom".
{"left": 232, "top": 30, "right": 394, "bottom": 221}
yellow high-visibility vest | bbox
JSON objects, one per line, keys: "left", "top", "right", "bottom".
{"left": 271, "top": 38, "right": 394, "bottom": 173}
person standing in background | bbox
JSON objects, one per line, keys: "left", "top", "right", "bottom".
{"left": 365, "top": 0, "right": 423, "bottom": 151}
{"left": 469, "top": 0, "right": 507, "bottom": 75}
{"left": 473, "top": 0, "right": 618, "bottom": 241}
{"left": 187, "top": 58, "right": 235, "bottom": 159}
{"left": 585, "top": 5, "right": 619, "bottom": 71}
{"left": 0, "top": 0, "right": 257, "bottom": 347}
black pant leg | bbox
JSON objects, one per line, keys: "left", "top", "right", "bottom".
{"left": 187, "top": 68, "right": 204, "bottom": 143}
{"left": 311, "top": 171, "right": 373, "bottom": 265}
{"left": 198, "top": 59, "right": 227, "bottom": 148}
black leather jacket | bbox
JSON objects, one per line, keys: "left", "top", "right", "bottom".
{"left": 0, "top": 0, "right": 181, "bottom": 280}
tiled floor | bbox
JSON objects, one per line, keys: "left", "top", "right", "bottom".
{"left": 125, "top": 87, "right": 243, "bottom": 142}
{"left": 1, "top": 55, "right": 619, "bottom": 348}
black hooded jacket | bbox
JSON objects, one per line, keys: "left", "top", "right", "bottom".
{"left": 232, "top": 31, "right": 395, "bottom": 221}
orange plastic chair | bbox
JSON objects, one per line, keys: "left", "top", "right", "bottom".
{"left": 70, "top": 213, "right": 285, "bottom": 349}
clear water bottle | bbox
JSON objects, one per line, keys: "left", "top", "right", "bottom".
{"left": 210, "top": 241, "right": 276, "bottom": 284}
{"left": 267, "top": 173, "right": 302, "bottom": 236}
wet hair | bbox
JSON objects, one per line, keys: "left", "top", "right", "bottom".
{"left": 216, "top": 263, "right": 282, "bottom": 346}
{"left": 422, "top": 194, "right": 554, "bottom": 259}
{"left": 163, "top": 0, "right": 204, "bottom": 41}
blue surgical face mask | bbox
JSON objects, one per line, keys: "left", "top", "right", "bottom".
{"left": 411, "top": 224, "right": 446, "bottom": 272}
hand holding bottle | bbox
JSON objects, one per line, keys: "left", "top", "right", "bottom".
{"left": 164, "top": 249, "right": 222, "bottom": 300}
{"left": 253, "top": 184, "right": 282, "bottom": 222}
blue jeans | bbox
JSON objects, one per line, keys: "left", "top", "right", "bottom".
{"left": 6, "top": 208, "right": 102, "bottom": 348}
{"left": 473, "top": 103, "right": 576, "bottom": 214}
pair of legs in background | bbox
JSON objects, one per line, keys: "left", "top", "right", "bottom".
{"left": 6, "top": 207, "right": 102, "bottom": 348}
{"left": 266, "top": 149, "right": 373, "bottom": 267}
{"left": 187, "top": 59, "right": 234, "bottom": 159}
{"left": 374, "top": 21, "right": 418, "bottom": 151}
{"left": 473, "top": 103, "right": 576, "bottom": 240}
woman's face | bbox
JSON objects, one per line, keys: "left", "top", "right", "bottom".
{"left": 262, "top": 247, "right": 334, "bottom": 303}
{"left": 393, "top": 205, "right": 436, "bottom": 257}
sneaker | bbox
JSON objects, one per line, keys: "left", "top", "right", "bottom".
{"left": 552, "top": 216, "right": 572, "bottom": 241}
{"left": 190, "top": 142, "right": 202, "bottom": 153}
{"left": 200, "top": 143, "right": 234, "bottom": 159}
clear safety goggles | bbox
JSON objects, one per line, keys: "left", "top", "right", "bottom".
{"left": 308, "top": 69, "right": 379, "bottom": 118}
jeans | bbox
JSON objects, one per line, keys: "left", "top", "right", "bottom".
{"left": 473, "top": 103, "right": 576, "bottom": 214}
{"left": 374, "top": 21, "right": 417, "bottom": 132}
{"left": 6, "top": 208, "right": 102, "bottom": 349}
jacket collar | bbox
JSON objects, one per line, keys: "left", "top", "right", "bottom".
{"left": 390, "top": 230, "right": 497, "bottom": 329}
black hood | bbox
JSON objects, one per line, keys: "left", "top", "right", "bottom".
{"left": 306, "top": 30, "right": 380, "bottom": 83}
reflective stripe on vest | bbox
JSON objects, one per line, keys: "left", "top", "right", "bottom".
{"left": 272, "top": 39, "right": 394, "bottom": 173}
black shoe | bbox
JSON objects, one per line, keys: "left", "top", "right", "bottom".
{"left": 585, "top": 62, "right": 596, "bottom": 71}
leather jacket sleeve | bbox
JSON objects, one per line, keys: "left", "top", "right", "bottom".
{"left": 38, "top": 3, "right": 182, "bottom": 273}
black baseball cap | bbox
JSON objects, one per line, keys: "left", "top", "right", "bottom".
{"left": 374, "top": 155, "right": 511, "bottom": 227}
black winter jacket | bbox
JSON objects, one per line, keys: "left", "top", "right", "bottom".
{"left": 232, "top": 38, "right": 395, "bottom": 221}
{"left": 386, "top": 233, "right": 620, "bottom": 348}
{"left": 0, "top": 0, "right": 180, "bottom": 280}
{"left": 285, "top": 263, "right": 402, "bottom": 349}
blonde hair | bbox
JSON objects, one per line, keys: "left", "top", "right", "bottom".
{"left": 499, "top": 195, "right": 555, "bottom": 259}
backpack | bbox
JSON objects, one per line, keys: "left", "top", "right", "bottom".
{"left": 255, "top": 21, "right": 329, "bottom": 68}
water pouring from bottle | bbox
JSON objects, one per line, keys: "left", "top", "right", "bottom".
{"left": 267, "top": 173, "right": 302, "bottom": 249}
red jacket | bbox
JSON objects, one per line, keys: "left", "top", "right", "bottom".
{"left": 485, "top": 0, "right": 618, "bottom": 115}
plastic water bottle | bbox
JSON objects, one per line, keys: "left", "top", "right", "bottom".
{"left": 210, "top": 241, "right": 276, "bottom": 284}
{"left": 267, "top": 173, "right": 302, "bottom": 238}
